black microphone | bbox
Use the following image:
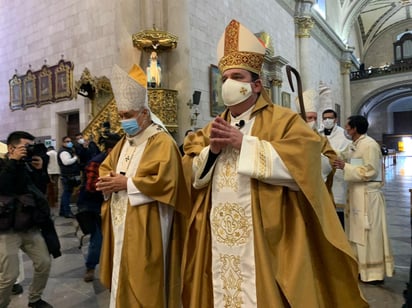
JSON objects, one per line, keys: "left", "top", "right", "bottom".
{"left": 235, "top": 120, "right": 245, "bottom": 129}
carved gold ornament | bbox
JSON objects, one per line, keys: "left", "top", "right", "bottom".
{"left": 132, "top": 25, "right": 178, "bottom": 52}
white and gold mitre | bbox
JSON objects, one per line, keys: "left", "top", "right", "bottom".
{"left": 295, "top": 89, "right": 319, "bottom": 113}
{"left": 111, "top": 64, "right": 148, "bottom": 111}
{"left": 217, "top": 19, "right": 266, "bottom": 74}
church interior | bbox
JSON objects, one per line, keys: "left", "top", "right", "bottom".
{"left": 0, "top": 0, "right": 411, "bottom": 307}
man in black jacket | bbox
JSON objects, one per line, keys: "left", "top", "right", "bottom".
{"left": 0, "top": 131, "right": 57, "bottom": 308}
{"left": 74, "top": 132, "right": 100, "bottom": 171}
{"left": 57, "top": 136, "right": 80, "bottom": 218}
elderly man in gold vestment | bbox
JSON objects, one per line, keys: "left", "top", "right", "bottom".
{"left": 96, "top": 64, "right": 189, "bottom": 308}
{"left": 181, "top": 19, "right": 367, "bottom": 307}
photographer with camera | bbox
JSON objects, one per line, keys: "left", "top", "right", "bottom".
{"left": 0, "top": 131, "right": 56, "bottom": 308}
{"left": 57, "top": 136, "right": 80, "bottom": 218}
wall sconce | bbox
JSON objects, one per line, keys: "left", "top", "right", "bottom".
{"left": 187, "top": 90, "right": 201, "bottom": 108}
{"left": 187, "top": 91, "right": 201, "bottom": 126}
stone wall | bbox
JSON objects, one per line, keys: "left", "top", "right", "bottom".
{"left": 0, "top": 0, "right": 348, "bottom": 144}
{"left": 0, "top": 0, "right": 116, "bottom": 142}
{"left": 187, "top": 0, "right": 297, "bottom": 129}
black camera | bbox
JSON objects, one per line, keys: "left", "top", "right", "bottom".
{"left": 23, "top": 143, "right": 46, "bottom": 162}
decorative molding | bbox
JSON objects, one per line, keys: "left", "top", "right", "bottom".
{"left": 148, "top": 89, "right": 178, "bottom": 132}
{"left": 295, "top": 16, "right": 314, "bottom": 38}
{"left": 54, "top": 59, "right": 74, "bottom": 101}
{"left": 132, "top": 25, "right": 178, "bottom": 52}
{"left": 75, "top": 67, "right": 113, "bottom": 98}
{"left": 8, "top": 59, "right": 74, "bottom": 110}
{"left": 38, "top": 65, "right": 53, "bottom": 105}
{"left": 22, "top": 70, "right": 37, "bottom": 109}
{"left": 341, "top": 61, "right": 352, "bottom": 75}
{"left": 271, "top": 79, "right": 283, "bottom": 87}
{"left": 263, "top": 55, "right": 288, "bottom": 87}
{"left": 81, "top": 98, "right": 123, "bottom": 148}
{"left": 9, "top": 74, "right": 22, "bottom": 111}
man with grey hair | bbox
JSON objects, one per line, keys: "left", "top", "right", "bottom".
{"left": 96, "top": 64, "right": 189, "bottom": 308}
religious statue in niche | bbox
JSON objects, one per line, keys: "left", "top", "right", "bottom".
{"left": 146, "top": 51, "right": 162, "bottom": 88}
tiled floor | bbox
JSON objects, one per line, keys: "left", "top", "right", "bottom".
{"left": 8, "top": 156, "right": 412, "bottom": 307}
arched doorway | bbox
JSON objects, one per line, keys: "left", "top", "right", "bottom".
{"left": 356, "top": 85, "right": 412, "bottom": 152}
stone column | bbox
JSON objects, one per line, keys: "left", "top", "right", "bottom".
{"left": 295, "top": 15, "right": 314, "bottom": 90}
{"left": 341, "top": 61, "right": 352, "bottom": 119}
{"left": 341, "top": 48, "right": 354, "bottom": 119}
{"left": 263, "top": 55, "right": 288, "bottom": 104}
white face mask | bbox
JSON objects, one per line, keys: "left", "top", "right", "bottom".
{"left": 344, "top": 130, "right": 352, "bottom": 140}
{"left": 77, "top": 138, "right": 85, "bottom": 145}
{"left": 322, "top": 119, "right": 335, "bottom": 130}
{"left": 307, "top": 121, "right": 318, "bottom": 130}
{"left": 221, "top": 78, "right": 253, "bottom": 107}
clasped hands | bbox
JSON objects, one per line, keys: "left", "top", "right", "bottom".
{"left": 333, "top": 158, "right": 346, "bottom": 170}
{"left": 209, "top": 117, "right": 243, "bottom": 154}
{"left": 96, "top": 171, "right": 128, "bottom": 194}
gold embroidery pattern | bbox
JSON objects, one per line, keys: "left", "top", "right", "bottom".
{"left": 218, "top": 52, "right": 264, "bottom": 75}
{"left": 194, "top": 155, "right": 203, "bottom": 170}
{"left": 220, "top": 254, "right": 243, "bottom": 308}
{"left": 254, "top": 141, "right": 271, "bottom": 181}
{"left": 111, "top": 194, "right": 127, "bottom": 226}
{"left": 215, "top": 150, "right": 239, "bottom": 192}
{"left": 211, "top": 202, "right": 251, "bottom": 247}
{"left": 224, "top": 20, "right": 240, "bottom": 55}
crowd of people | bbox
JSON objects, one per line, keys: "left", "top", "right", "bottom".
{"left": 0, "top": 19, "right": 398, "bottom": 308}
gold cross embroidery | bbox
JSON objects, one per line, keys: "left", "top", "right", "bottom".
{"left": 240, "top": 87, "right": 247, "bottom": 95}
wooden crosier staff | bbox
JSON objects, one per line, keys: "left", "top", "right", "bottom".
{"left": 286, "top": 65, "right": 307, "bottom": 122}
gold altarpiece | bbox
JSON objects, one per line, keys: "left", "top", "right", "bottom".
{"left": 75, "top": 69, "right": 179, "bottom": 147}
{"left": 76, "top": 26, "right": 179, "bottom": 145}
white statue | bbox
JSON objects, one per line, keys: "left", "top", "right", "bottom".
{"left": 147, "top": 51, "right": 162, "bottom": 88}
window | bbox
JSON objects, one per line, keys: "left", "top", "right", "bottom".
{"left": 313, "top": 0, "right": 326, "bottom": 18}
{"left": 393, "top": 32, "right": 412, "bottom": 62}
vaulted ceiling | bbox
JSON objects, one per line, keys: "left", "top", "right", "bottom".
{"left": 340, "top": 0, "right": 412, "bottom": 55}
{"left": 359, "top": 1, "right": 411, "bottom": 48}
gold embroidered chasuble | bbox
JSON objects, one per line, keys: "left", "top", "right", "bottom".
{"left": 99, "top": 125, "right": 189, "bottom": 308}
{"left": 181, "top": 94, "right": 368, "bottom": 307}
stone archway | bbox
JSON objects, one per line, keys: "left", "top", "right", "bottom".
{"left": 351, "top": 80, "right": 412, "bottom": 143}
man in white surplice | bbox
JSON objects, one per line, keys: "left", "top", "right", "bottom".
{"left": 334, "top": 115, "right": 394, "bottom": 283}
{"left": 320, "top": 108, "right": 352, "bottom": 207}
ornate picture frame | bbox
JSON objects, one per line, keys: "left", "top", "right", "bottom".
{"left": 54, "top": 59, "right": 74, "bottom": 101}
{"left": 9, "top": 74, "right": 22, "bottom": 111}
{"left": 8, "top": 59, "right": 74, "bottom": 110}
{"left": 38, "top": 65, "right": 53, "bottom": 104}
{"left": 23, "top": 70, "right": 37, "bottom": 108}
{"left": 209, "top": 64, "right": 225, "bottom": 117}
{"left": 281, "top": 91, "right": 291, "bottom": 108}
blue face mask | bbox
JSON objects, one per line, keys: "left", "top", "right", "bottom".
{"left": 66, "top": 142, "right": 73, "bottom": 148}
{"left": 121, "top": 118, "right": 141, "bottom": 136}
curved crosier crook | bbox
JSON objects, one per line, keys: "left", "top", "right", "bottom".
{"left": 286, "top": 65, "right": 307, "bottom": 122}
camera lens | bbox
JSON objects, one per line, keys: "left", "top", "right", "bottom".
{"left": 23, "top": 144, "right": 35, "bottom": 162}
